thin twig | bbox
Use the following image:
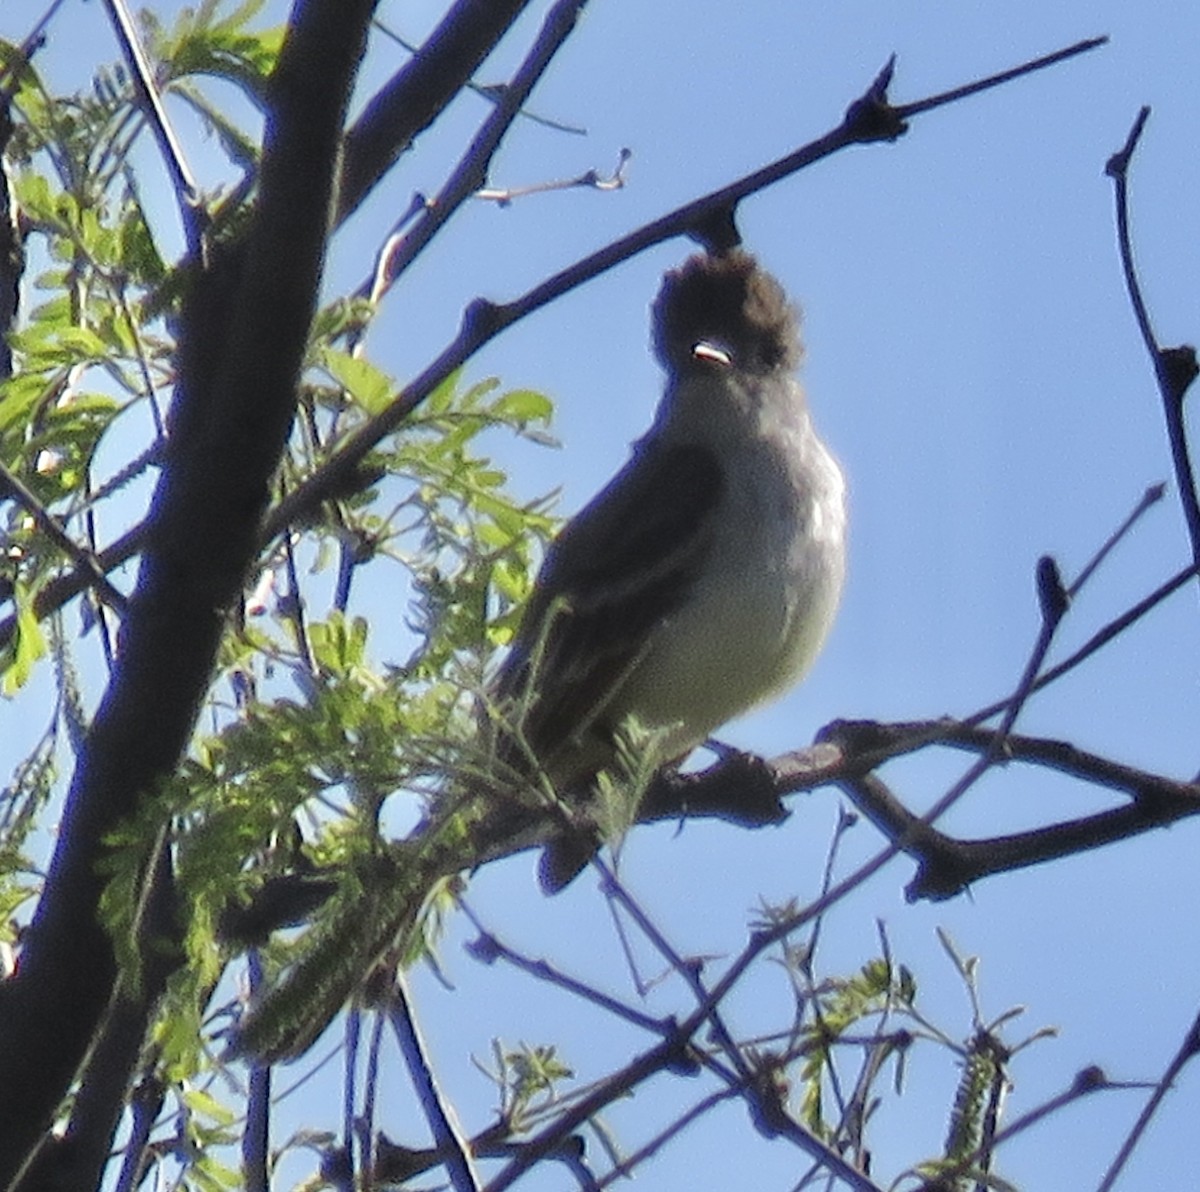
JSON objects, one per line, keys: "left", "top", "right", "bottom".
{"left": 338, "top": 0, "right": 534, "bottom": 221}
{"left": 599, "top": 863, "right": 750, "bottom": 1083}
{"left": 100, "top": 0, "right": 204, "bottom": 254}
{"left": 897, "top": 36, "right": 1107, "bottom": 118}
{"left": 1069, "top": 482, "right": 1164, "bottom": 597}
{"left": 371, "top": 16, "right": 587, "bottom": 136}
{"left": 0, "top": 0, "right": 69, "bottom": 100}
{"left": 1096, "top": 1010, "right": 1200, "bottom": 1192}
{"left": 966, "top": 561, "right": 1197, "bottom": 726}
{"left": 836, "top": 552, "right": 1070, "bottom": 887}
{"left": 475, "top": 147, "right": 631, "bottom": 205}
{"left": 593, "top": 1086, "right": 744, "bottom": 1188}
{"left": 388, "top": 974, "right": 482, "bottom": 1192}
{"left": 1105, "top": 108, "right": 1200, "bottom": 595}
{"left": 0, "top": 459, "right": 128, "bottom": 613}
{"left": 917, "top": 1067, "right": 1119, "bottom": 1192}
{"left": 241, "top": 953, "right": 271, "bottom": 1192}
{"left": 366, "top": 192, "right": 429, "bottom": 308}
{"left": 458, "top": 900, "right": 669, "bottom": 1036}
{"left": 366, "top": 0, "right": 591, "bottom": 298}
{"left": 279, "top": 524, "right": 317, "bottom": 677}
{"left": 360, "top": 1010, "right": 387, "bottom": 1184}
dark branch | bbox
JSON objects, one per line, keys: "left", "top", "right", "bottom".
{"left": 101, "top": 0, "right": 204, "bottom": 253}
{"left": 1105, "top": 108, "right": 1200, "bottom": 597}
{"left": 0, "top": 460, "right": 128, "bottom": 614}
{"left": 1097, "top": 1008, "right": 1200, "bottom": 1191}
{"left": 897, "top": 35, "right": 1106, "bottom": 118}
{"left": 815, "top": 719, "right": 1200, "bottom": 901}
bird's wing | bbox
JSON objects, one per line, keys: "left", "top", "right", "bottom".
{"left": 494, "top": 437, "right": 723, "bottom": 776}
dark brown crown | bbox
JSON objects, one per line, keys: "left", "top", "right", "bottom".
{"left": 651, "top": 250, "right": 801, "bottom": 375}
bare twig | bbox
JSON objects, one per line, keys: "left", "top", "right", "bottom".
{"left": 475, "top": 147, "right": 631, "bottom": 205}
{"left": 459, "top": 900, "right": 668, "bottom": 1036}
{"left": 1097, "top": 1011, "right": 1200, "bottom": 1192}
{"left": 364, "top": 0, "right": 592, "bottom": 300}
{"left": 359, "top": 1011, "right": 387, "bottom": 1184}
{"left": 0, "top": 0, "right": 69, "bottom": 100}
{"left": 371, "top": 16, "right": 587, "bottom": 136}
{"left": 388, "top": 975, "right": 482, "bottom": 1192}
{"left": 242, "top": 953, "right": 271, "bottom": 1192}
{"left": 827, "top": 551, "right": 1072, "bottom": 895}
{"left": 1105, "top": 108, "right": 1200, "bottom": 594}
{"left": 366, "top": 192, "right": 429, "bottom": 308}
{"left": 897, "top": 36, "right": 1107, "bottom": 118}
{"left": 1069, "top": 482, "right": 1164, "bottom": 597}
{"left": 100, "top": 0, "right": 203, "bottom": 254}
{"left": 339, "top": 0, "right": 534, "bottom": 221}
{"left": 599, "top": 863, "right": 749, "bottom": 1081}
{"left": 593, "top": 1088, "right": 744, "bottom": 1188}
{"left": 999, "top": 554, "right": 1068, "bottom": 738}
{"left": 110, "top": 1069, "right": 163, "bottom": 1192}
{"left": 340, "top": 1009, "right": 362, "bottom": 1184}
{"left": 965, "top": 560, "right": 1197, "bottom": 727}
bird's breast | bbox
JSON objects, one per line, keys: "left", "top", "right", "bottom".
{"left": 611, "top": 424, "right": 846, "bottom": 754}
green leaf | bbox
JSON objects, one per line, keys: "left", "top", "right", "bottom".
{"left": 2, "top": 584, "right": 47, "bottom": 695}
{"left": 317, "top": 346, "right": 395, "bottom": 415}
{"left": 181, "top": 1085, "right": 238, "bottom": 1127}
{"left": 493, "top": 387, "right": 553, "bottom": 424}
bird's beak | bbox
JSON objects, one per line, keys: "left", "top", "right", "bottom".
{"left": 691, "top": 341, "right": 732, "bottom": 367}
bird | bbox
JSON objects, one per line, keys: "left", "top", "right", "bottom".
{"left": 483, "top": 247, "right": 847, "bottom": 890}
{"left": 235, "top": 248, "right": 847, "bottom": 1063}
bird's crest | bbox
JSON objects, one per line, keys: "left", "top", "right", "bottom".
{"left": 651, "top": 249, "right": 801, "bottom": 375}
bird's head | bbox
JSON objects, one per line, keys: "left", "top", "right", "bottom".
{"left": 651, "top": 249, "right": 802, "bottom": 377}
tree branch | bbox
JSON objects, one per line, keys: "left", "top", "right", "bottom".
{"left": 1105, "top": 108, "right": 1200, "bottom": 596}
{"left": 101, "top": 0, "right": 204, "bottom": 253}
{"left": 813, "top": 718, "right": 1200, "bottom": 901}
{"left": 388, "top": 976, "right": 482, "bottom": 1192}
{"left": 358, "top": 0, "right": 592, "bottom": 304}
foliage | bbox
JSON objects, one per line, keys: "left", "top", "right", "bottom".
{"left": 0, "top": 2, "right": 565, "bottom": 1176}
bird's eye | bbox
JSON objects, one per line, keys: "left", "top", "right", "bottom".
{"left": 691, "top": 341, "right": 732, "bottom": 366}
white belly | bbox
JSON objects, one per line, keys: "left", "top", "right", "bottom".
{"left": 609, "top": 429, "right": 845, "bottom": 757}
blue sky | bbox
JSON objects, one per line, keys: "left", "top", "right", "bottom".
{"left": 6, "top": 1, "right": 1200, "bottom": 1188}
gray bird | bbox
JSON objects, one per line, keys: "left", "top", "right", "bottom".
{"left": 487, "top": 248, "right": 847, "bottom": 888}
{"left": 236, "top": 249, "right": 847, "bottom": 1062}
